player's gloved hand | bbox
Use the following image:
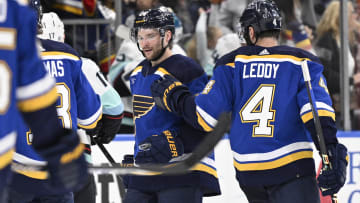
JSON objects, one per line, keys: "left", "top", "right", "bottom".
{"left": 92, "top": 113, "right": 123, "bottom": 144}
{"left": 151, "top": 74, "right": 190, "bottom": 113}
{"left": 135, "top": 130, "right": 184, "bottom": 165}
{"left": 33, "top": 128, "right": 88, "bottom": 193}
{"left": 317, "top": 143, "right": 348, "bottom": 196}
{"left": 122, "top": 154, "right": 134, "bottom": 167}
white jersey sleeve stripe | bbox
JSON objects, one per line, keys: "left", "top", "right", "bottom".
{"left": 77, "top": 105, "right": 102, "bottom": 129}
{"left": 16, "top": 74, "right": 55, "bottom": 101}
{"left": 0, "top": 131, "right": 16, "bottom": 155}
{"left": 232, "top": 141, "right": 313, "bottom": 163}
{"left": 196, "top": 106, "right": 218, "bottom": 128}
{"left": 300, "top": 102, "right": 334, "bottom": 115}
{"left": 13, "top": 152, "right": 47, "bottom": 166}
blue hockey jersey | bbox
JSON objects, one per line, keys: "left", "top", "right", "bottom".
{"left": 0, "top": 0, "right": 58, "bottom": 192}
{"left": 186, "top": 45, "right": 336, "bottom": 186}
{"left": 10, "top": 39, "right": 102, "bottom": 195}
{"left": 128, "top": 54, "right": 220, "bottom": 195}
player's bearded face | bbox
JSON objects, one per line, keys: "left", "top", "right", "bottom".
{"left": 137, "top": 29, "right": 163, "bottom": 60}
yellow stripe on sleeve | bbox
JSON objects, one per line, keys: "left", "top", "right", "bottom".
{"left": 14, "top": 169, "right": 48, "bottom": 180}
{"left": 17, "top": 87, "right": 58, "bottom": 112}
{"left": 196, "top": 112, "right": 213, "bottom": 132}
{"left": 0, "top": 149, "right": 14, "bottom": 169}
{"left": 191, "top": 163, "right": 218, "bottom": 178}
{"left": 234, "top": 151, "right": 313, "bottom": 171}
{"left": 41, "top": 51, "right": 80, "bottom": 60}
{"left": 60, "top": 143, "right": 85, "bottom": 164}
{"left": 78, "top": 113, "right": 102, "bottom": 130}
{"left": 301, "top": 110, "right": 336, "bottom": 123}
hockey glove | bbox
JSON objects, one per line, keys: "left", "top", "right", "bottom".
{"left": 33, "top": 129, "right": 88, "bottom": 193}
{"left": 135, "top": 130, "right": 184, "bottom": 165}
{"left": 92, "top": 113, "right": 123, "bottom": 144}
{"left": 317, "top": 143, "right": 348, "bottom": 196}
{"left": 151, "top": 75, "right": 190, "bottom": 113}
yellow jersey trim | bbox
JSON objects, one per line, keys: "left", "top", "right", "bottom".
{"left": 236, "top": 54, "right": 311, "bottom": 62}
{"left": 301, "top": 110, "right": 336, "bottom": 123}
{"left": 234, "top": 150, "right": 313, "bottom": 171}
{"left": 41, "top": 51, "right": 80, "bottom": 60}
{"left": 0, "top": 149, "right": 14, "bottom": 169}
{"left": 78, "top": 113, "right": 102, "bottom": 129}
{"left": 14, "top": 169, "right": 48, "bottom": 180}
{"left": 191, "top": 163, "right": 218, "bottom": 178}
{"left": 196, "top": 112, "right": 213, "bottom": 132}
{"left": 60, "top": 143, "right": 85, "bottom": 164}
{"left": 18, "top": 87, "right": 58, "bottom": 112}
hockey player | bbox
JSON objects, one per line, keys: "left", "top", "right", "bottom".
{"left": 124, "top": 7, "right": 220, "bottom": 203}
{"left": 150, "top": 0, "right": 348, "bottom": 202}
{"left": 37, "top": 11, "right": 124, "bottom": 203}
{"left": 0, "top": 0, "right": 89, "bottom": 201}
{"left": 6, "top": 0, "right": 103, "bottom": 202}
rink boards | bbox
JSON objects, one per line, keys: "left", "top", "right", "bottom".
{"left": 91, "top": 131, "right": 360, "bottom": 203}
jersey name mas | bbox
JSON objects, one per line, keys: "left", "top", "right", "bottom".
{"left": 0, "top": 0, "right": 58, "bottom": 191}
{"left": 194, "top": 45, "right": 335, "bottom": 186}
{"left": 129, "top": 54, "right": 220, "bottom": 195}
{"left": 10, "top": 39, "right": 102, "bottom": 195}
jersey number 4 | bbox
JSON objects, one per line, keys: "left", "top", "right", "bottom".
{"left": 239, "top": 84, "right": 276, "bottom": 137}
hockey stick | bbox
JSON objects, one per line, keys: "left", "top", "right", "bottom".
{"left": 89, "top": 112, "right": 231, "bottom": 175}
{"left": 92, "top": 138, "right": 126, "bottom": 200}
{"left": 301, "top": 60, "right": 338, "bottom": 203}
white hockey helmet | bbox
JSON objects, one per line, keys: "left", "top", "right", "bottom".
{"left": 38, "top": 12, "right": 65, "bottom": 43}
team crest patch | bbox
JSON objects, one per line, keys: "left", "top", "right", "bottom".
{"left": 133, "top": 95, "right": 155, "bottom": 119}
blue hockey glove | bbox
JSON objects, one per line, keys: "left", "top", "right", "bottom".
{"left": 135, "top": 130, "right": 184, "bottom": 165}
{"left": 151, "top": 74, "right": 190, "bottom": 113}
{"left": 317, "top": 143, "right": 348, "bottom": 196}
{"left": 33, "top": 129, "right": 88, "bottom": 193}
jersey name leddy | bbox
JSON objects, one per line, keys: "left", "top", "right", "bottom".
{"left": 242, "top": 63, "right": 279, "bottom": 79}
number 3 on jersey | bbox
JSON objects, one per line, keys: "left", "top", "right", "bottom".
{"left": 240, "top": 84, "right": 276, "bottom": 137}
{"left": 56, "top": 82, "right": 72, "bottom": 129}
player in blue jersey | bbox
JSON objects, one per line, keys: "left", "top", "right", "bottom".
{"left": 37, "top": 11, "right": 124, "bottom": 203}
{"left": 0, "top": 0, "right": 89, "bottom": 202}
{"left": 150, "top": 0, "right": 348, "bottom": 202}
{"left": 123, "top": 7, "right": 220, "bottom": 203}
{"left": 5, "top": 1, "right": 103, "bottom": 203}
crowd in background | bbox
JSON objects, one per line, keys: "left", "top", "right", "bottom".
{"left": 39, "top": 0, "right": 360, "bottom": 130}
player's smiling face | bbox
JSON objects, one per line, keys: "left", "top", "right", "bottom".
{"left": 137, "top": 28, "right": 162, "bottom": 60}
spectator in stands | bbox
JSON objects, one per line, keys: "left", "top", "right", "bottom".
{"left": 314, "top": 0, "right": 360, "bottom": 128}
{"left": 211, "top": 0, "right": 249, "bottom": 34}
{"left": 41, "top": 0, "right": 116, "bottom": 75}
{"left": 186, "top": 7, "right": 223, "bottom": 76}
{"left": 275, "top": 0, "right": 316, "bottom": 54}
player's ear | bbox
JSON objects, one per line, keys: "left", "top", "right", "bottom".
{"left": 165, "top": 30, "right": 172, "bottom": 44}
{"left": 248, "top": 27, "right": 256, "bottom": 43}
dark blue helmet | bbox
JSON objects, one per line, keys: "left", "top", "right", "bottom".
{"left": 29, "top": 0, "right": 43, "bottom": 29}
{"left": 130, "top": 7, "right": 175, "bottom": 42}
{"left": 239, "top": 0, "right": 282, "bottom": 44}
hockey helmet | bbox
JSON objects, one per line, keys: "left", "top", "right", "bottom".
{"left": 38, "top": 12, "right": 65, "bottom": 43}
{"left": 239, "top": 0, "right": 282, "bottom": 44}
{"left": 130, "top": 7, "right": 175, "bottom": 42}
